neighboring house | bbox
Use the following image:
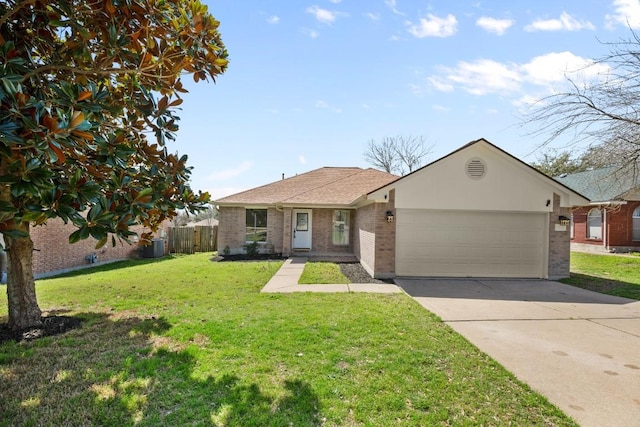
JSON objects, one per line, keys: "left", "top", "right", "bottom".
{"left": 25, "top": 218, "right": 170, "bottom": 278}
{"left": 556, "top": 166, "right": 640, "bottom": 253}
{"left": 185, "top": 218, "right": 219, "bottom": 227}
{"left": 215, "top": 139, "right": 589, "bottom": 279}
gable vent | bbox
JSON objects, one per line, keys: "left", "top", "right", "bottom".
{"left": 466, "top": 158, "right": 487, "bottom": 180}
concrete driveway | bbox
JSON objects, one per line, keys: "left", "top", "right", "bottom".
{"left": 396, "top": 278, "right": 640, "bottom": 427}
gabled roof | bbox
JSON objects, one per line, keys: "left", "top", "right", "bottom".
{"left": 367, "top": 138, "right": 590, "bottom": 206}
{"left": 555, "top": 166, "right": 640, "bottom": 203}
{"left": 215, "top": 167, "right": 398, "bottom": 206}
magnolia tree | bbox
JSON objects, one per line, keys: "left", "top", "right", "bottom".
{"left": 0, "top": 0, "right": 228, "bottom": 330}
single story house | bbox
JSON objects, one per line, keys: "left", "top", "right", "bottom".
{"left": 556, "top": 166, "right": 640, "bottom": 253}
{"left": 215, "top": 139, "right": 589, "bottom": 279}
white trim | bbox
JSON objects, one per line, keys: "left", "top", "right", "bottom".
{"left": 589, "top": 201, "right": 627, "bottom": 206}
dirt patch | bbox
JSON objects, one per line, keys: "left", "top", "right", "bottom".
{"left": 0, "top": 316, "right": 83, "bottom": 345}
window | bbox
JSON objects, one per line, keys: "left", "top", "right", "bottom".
{"left": 633, "top": 207, "right": 640, "bottom": 241}
{"left": 332, "top": 210, "right": 350, "bottom": 245}
{"left": 246, "top": 209, "right": 267, "bottom": 242}
{"left": 587, "top": 208, "right": 602, "bottom": 240}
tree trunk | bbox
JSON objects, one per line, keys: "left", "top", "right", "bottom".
{"left": 5, "top": 222, "right": 41, "bottom": 330}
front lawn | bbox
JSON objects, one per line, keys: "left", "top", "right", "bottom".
{"left": 298, "top": 261, "right": 349, "bottom": 284}
{"left": 563, "top": 252, "right": 640, "bottom": 300}
{"left": 0, "top": 253, "right": 575, "bottom": 426}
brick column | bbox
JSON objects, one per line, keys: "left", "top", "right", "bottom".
{"left": 548, "top": 193, "right": 571, "bottom": 280}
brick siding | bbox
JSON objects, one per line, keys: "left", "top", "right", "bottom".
{"left": 307, "top": 209, "right": 353, "bottom": 254}
{"left": 217, "top": 207, "right": 246, "bottom": 254}
{"left": 354, "top": 203, "right": 376, "bottom": 275}
{"left": 373, "top": 189, "right": 396, "bottom": 278}
{"left": 219, "top": 205, "right": 361, "bottom": 257}
{"left": 548, "top": 193, "right": 571, "bottom": 280}
{"left": 352, "top": 189, "right": 396, "bottom": 279}
{"left": 570, "top": 201, "right": 640, "bottom": 251}
{"left": 25, "top": 218, "right": 168, "bottom": 277}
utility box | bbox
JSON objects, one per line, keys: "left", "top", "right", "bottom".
{"left": 143, "top": 238, "right": 165, "bottom": 258}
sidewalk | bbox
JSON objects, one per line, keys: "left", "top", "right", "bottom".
{"left": 261, "top": 257, "right": 402, "bottom": 294}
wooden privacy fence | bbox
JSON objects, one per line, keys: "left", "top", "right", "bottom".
{"left": 168, "top": 225, "right": 218, "bottom": 254}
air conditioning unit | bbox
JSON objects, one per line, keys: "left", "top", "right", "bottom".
{"left": 143, "top": 238, "right": 165, "bottom": 258}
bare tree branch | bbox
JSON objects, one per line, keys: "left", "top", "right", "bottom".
{"left": 363, "top": 135, "right": 433, "bottom": 175}
{"left": 526, "top": 27, "right": 640, "bottom": 167}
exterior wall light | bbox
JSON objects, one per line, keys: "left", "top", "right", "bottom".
{"left": 386, "top": 211, "right": 395, "bottom": 223}
{"left": 559, "top": 215, "right": 570, "bottom": 226}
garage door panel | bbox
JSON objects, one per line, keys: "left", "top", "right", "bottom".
{"left": 396, "top": 210, "right": 546, "bottom": 278}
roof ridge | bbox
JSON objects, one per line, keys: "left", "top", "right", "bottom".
{"left": 215, "top": 166, "right": 361, "bottom": 201}
{"left": 279, "top": 167, "right": 372, "bottom": 203}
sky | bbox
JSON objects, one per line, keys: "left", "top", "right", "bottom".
{"left": 172, "top": 0, "right": 640, "bottom": 200}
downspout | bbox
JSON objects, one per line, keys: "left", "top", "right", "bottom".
{"left": 603, "top": 208, "right": 607, "bottom": 250}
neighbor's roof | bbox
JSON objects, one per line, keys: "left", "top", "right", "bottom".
{"left": 185, "top": 218, "right": 219, "bottom": 227}
{"left": 555, "top": 166, "right": 640, "bottom": 202}
{"left": 215, "top": 167, "right": 398, "bottom": 206}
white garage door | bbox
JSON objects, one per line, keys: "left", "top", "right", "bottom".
{"left": 396, "top": 210, "right": 547, "bottom": 278}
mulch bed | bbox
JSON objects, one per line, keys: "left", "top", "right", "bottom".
{"left": 338, "top": 262, "right": 394, "bottom": 284}
{"left": 0, "top": 316, "right": 83, "bottom": 345}
{"left": 213, "top": 254, "right": 285, "bottom": 262}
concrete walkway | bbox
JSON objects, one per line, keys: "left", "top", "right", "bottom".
{"left": 260, "top": 257, "right": 402, "bottom": 294}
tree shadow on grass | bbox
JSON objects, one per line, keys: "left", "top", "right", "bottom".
{"left": 561, "top": 273, "right": 640, "bottom": 300}
{"left": 35, "top": 255, "right": 179, "bottom": 281}
{"left": 0, "top": 312, "right": 321, "bottom": 426}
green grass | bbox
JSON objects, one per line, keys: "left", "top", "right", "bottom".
{"left": 298, "top": 262, "right": 349, "bottom": 284}
{"left": 562, "top": 252, "right": 640, "bottom": 300}
{"left": 0, "top": 253, "right": 576, "bottom": 426}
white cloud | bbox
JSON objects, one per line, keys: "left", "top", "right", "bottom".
{"left": 427, "top": 76, "right": 454, "bottom": 92}
{"left": 366, "top": 12, "right": 381, "bottom": 21}
{"left": 476, "top": 16, "right": 514, "bottom": 35}
{"left": 432, "top": 104, "right": 451, "bottom": 112}
{"left": 525, "top": 12, "right": 595, "bottom": 32}
{"left": 207, "top": 161, "right": 253, "bottom": 181}
{"left": 306, "top": 5, "right": 347, "bottom": 24}
{"left": 440, "top": 59, "right": 522, "bottom": 95}
{"left": 302, "top": 28, "right": 320, "bottom": 38}
{"left": 266, "top": 15, "right": 280, "bottom": 25}
{"left": 520, "top": 51, "right": 604, "bottom": 86}
{"left": 385, "top": 0, "right": 404, "bottom": 16}
{"left": 299, "top": 155, "right": 307, "bottom": 165}
{"left": 426, "top": 51, "right": 610, "bottom": 101}
{"left": 606, "top": 0, "right": 640, "bottom": 29}
{"left": 315, "top": 99, "right": 342, "bottom": 113}
{"left": 407, "top": 14, "right": 458, "bottom": 38}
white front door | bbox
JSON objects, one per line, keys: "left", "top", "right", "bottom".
{"left": 292, "top": 209, "right": 312, "bottom": 249}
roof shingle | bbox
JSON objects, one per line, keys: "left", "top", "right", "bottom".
{"left": 214, "top": 167, "right": 398, "bottom": 206}
{"left": 555, "top": 166, "right": 640, "bottom": 202}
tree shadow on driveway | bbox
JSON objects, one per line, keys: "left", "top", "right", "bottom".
{"left": 396, "top": 277, "right": 639, "bottom": 305}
